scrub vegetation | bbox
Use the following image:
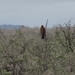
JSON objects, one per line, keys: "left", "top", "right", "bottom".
{"left": 0, "top": 21, "right": 75, "bottom": 75}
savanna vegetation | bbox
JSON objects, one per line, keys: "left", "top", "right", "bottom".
{"left": 0, "top": 21, "right": 75, "bottom": 75}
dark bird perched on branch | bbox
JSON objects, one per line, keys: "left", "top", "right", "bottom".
{"left": 40, "top": 25, "right": 46, "bottom": 39}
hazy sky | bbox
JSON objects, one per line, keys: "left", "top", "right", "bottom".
{"left": 0, "top": 0, "right": 75, "bottom": 28}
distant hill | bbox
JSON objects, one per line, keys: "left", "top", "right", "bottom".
{"left": 0, "top": 24, "right": 21, "bottom": 29}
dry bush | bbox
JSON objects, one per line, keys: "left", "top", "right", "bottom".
{"left": 0, "top": 21, "right": 75, "bottom": 75}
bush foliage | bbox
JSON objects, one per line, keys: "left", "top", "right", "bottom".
{"left": 0, "top": 21, "right": 75, "bottom": 75}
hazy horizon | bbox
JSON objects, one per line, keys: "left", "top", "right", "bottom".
{"left": 0, "top": 0, "right": 75, "bottom": 28}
